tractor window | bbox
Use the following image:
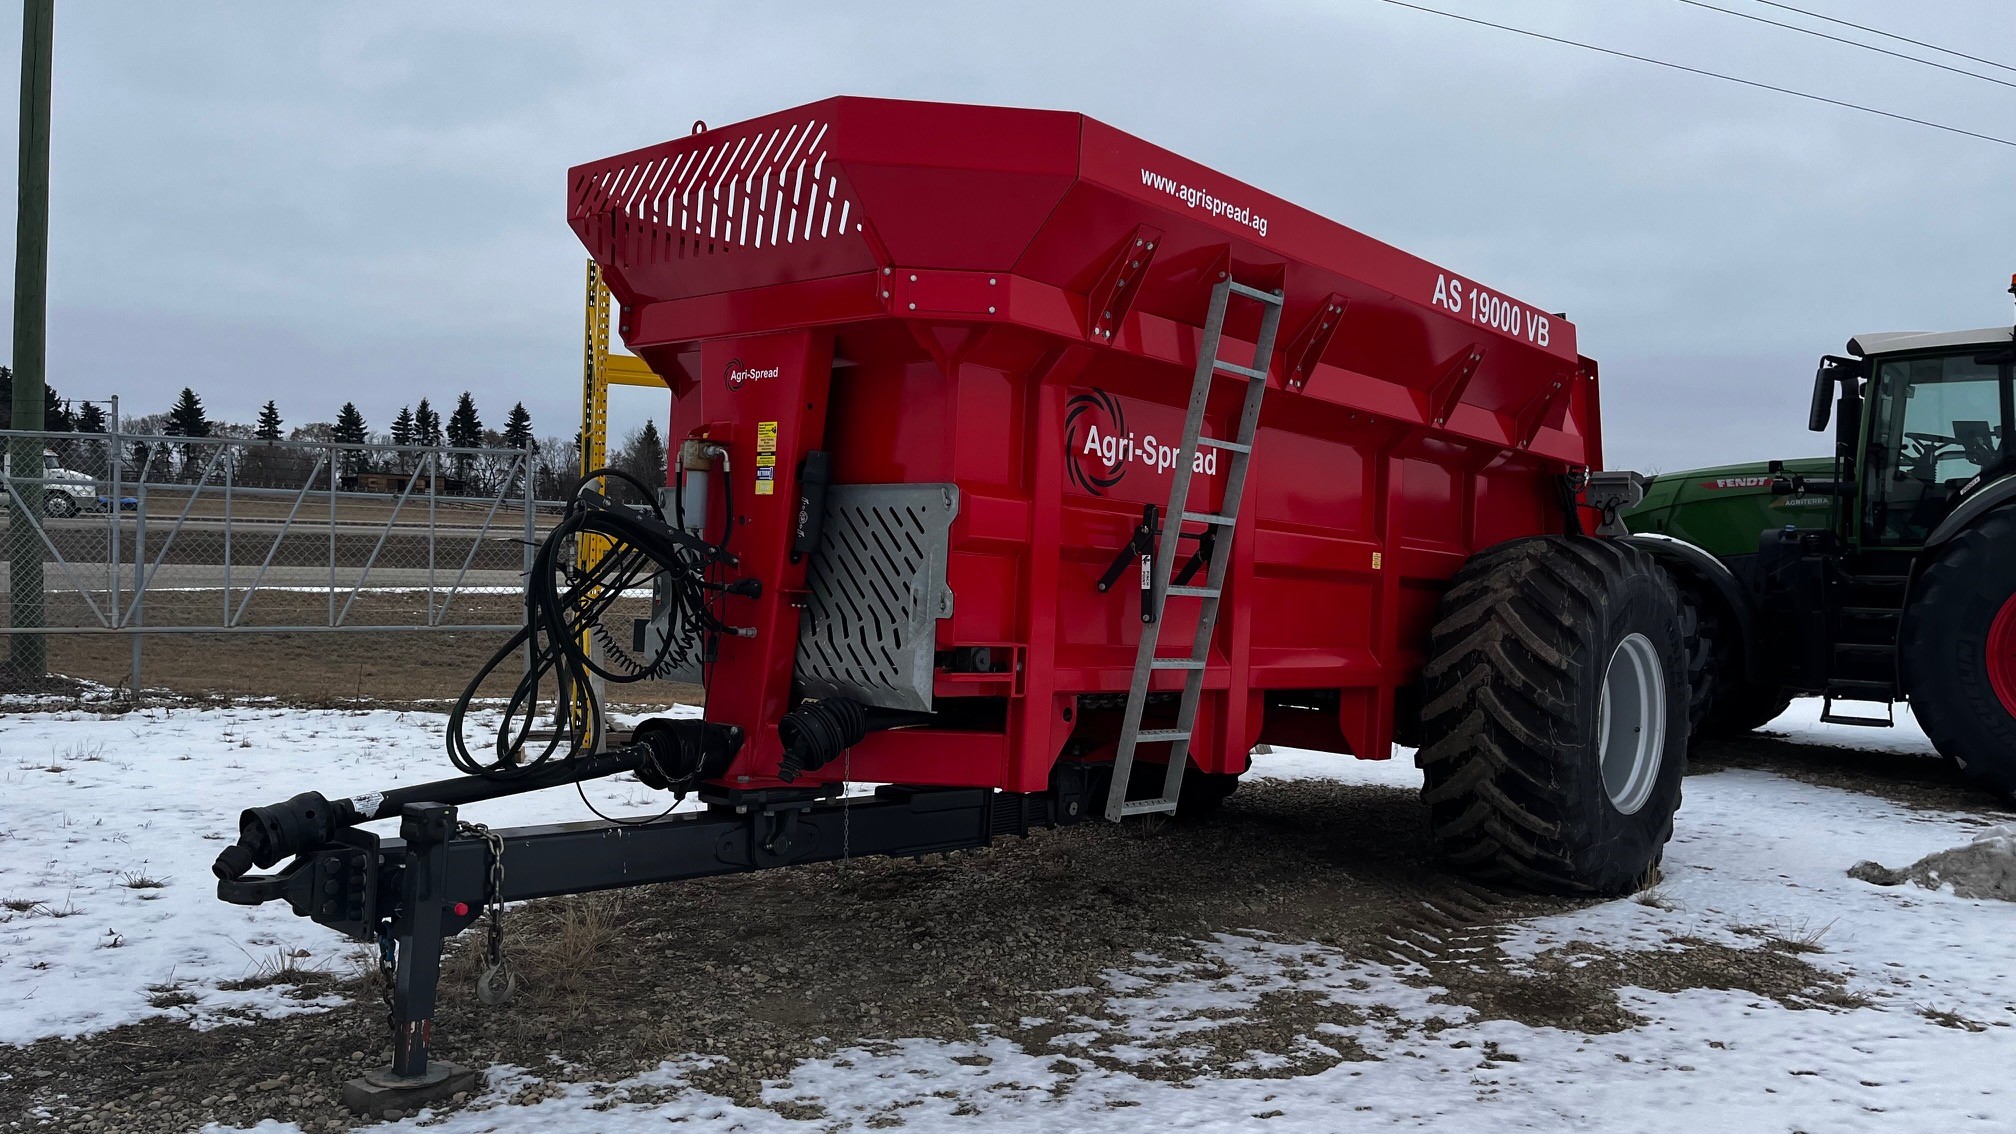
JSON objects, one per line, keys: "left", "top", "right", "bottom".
{"left": 1863, "top": 353, "right": 2013, "bottom": 545}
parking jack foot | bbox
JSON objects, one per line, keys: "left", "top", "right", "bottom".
{"left": 340, "top": 1061, "right": 481, "bottom": 1118}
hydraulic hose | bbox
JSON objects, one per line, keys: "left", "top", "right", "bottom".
{"left": 776, "top": 698, "right": 870, "bottom": 782}
{"left": 446, "top": 467, "right": 745, "bottom": 781}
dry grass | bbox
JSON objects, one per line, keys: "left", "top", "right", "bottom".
{"left": 446, "top": 891, "right": 631, "bottom": 1003}
{"left": 1747, "top": 918, "right": 1837, "bottom": 955}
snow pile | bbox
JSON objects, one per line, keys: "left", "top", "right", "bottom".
{"left": 1851, "top": 825, "right": 2016, "bottom": 900}
{"left": 0, "top": 703, "right": 693, "bottom": 1042}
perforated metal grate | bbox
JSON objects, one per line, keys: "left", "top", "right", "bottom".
{"left": 574, "top": 116, "right": 855, "bottom": 264}
{"left": 795, "top": 484, "right": 959, "bottom": 712}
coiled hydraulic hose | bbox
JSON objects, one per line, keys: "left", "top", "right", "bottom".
{"left": 777, "top": 697, "right": 869, "bottom": 782}
{"left": 446, "top": 468, "right": 745, "bottom": 781}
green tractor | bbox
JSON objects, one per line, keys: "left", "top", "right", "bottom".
{"left": 1623, "top": 298, "right": 2016, "bottom": 796}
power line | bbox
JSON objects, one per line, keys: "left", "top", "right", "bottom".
{"left": 1671, "top": 0, "right": 2016, "bottom": 91}
{"left": 1372, "top": 0, "right": 2016, "bottom": 149}
{"left": 1751, "top": 0, "right": 2016, "bottom": 75}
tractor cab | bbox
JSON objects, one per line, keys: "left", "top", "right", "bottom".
{"left": 1806, "top": 327, "right": 2016, "bottom": 549}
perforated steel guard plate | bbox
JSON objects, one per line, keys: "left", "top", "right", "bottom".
{"left": 794, "top": 483, "right": 959, "bottom": 712}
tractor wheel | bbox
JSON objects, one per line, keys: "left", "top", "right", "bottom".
{"left": 1677, "top": 582, "right": 1792, "bottom": 737}
{"left": 1900, "top": 509, "right": 2016, "bottom": 799}
{"left": 1417, "top": 536, "right": 1690, "bottom": 896}
{"left": 43, "top": 491, "right": 77, "bottom": 518}
{"left": 1674, "top": 585, "right": 1712, "bottom": 734}
{"left": 1707, "top": 683, "right": 1795, "bottom": 736}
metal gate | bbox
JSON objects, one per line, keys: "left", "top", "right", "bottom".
{"left": 1, "top": 428, "right": 544, "bottom": 691}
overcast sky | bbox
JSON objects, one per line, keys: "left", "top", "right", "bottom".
{"left": 1, "top": 0, "right": 2010, "bottom": 472}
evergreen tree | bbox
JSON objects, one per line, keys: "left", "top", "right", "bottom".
{"left": 443, "top": 392, "right": 483, "bottom": 492}
{"left": 613, "top": 420, "right": 668, "bottom": 505}
{"left": 390, "top": 405, "right": 415, "bottom": 472}
{"left": 502, "top": 402, "right": 533, "bottom": 451}
{"left": 446, "top": 391, "right": 482, "bottom": 450}
{"left": 75, "top": 401, "right": 106, "bottom": 433}
{"left": 413, "top": 398, "right": 443, "bottom": 448}
{"left": 254, "top": 400, "right": 283, "bottom": 441}
{"left": 163, "top": 388, "right": 211, "bottom": 437}
{"left": 0, "top": 365, "right": 70, "bottom": 431}
{"left": 332, "top": 402, "right": 367, "bottom": 445}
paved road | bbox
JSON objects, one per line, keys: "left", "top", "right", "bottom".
{"left": 1, "top": 514, "right": 547, "bottom": 539}
{"left": 0, "top": 562, "right": 529, "bottom": 594}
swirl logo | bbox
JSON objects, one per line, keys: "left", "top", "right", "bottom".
{"left": 1065, "top": 389, "right": 1128, "bottom": 496}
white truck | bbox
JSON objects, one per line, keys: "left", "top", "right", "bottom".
{"left": 2, "top": 447, "right": 99, "bottom": 516}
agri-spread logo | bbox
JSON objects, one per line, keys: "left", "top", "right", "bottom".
{"left": 724, "top": 358, "right": 780, "bottom": 390}
{"left": 1065, "top": 389, "right": 1219, "bottom": 497}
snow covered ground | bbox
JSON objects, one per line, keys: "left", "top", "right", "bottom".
{"left": 3, "top": 698, "right": 2013, "bottom": 1131}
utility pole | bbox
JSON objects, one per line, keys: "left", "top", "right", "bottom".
{"left": 5, "top": 0, "right": 52, "bottom": 682}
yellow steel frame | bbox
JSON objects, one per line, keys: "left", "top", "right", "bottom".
{"left": 577, "top": 258, "right": 669, "bottom": 574}
{"left": 573, "top": 260, "right": 674, "bottom": 733}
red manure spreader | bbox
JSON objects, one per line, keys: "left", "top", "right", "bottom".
{"left": 213, "top": 97, "right": 1688, "bottom": 1111}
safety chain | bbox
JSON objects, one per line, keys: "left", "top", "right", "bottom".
{"left": 458, "top": 821, "right": 517, "bottom": 1006}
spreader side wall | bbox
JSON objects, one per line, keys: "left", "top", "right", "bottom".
{"left": 579, "top": 98, "right": 1598, "bottom": 794}
{"left": 718, "top": 322, "right": 1570, "bottom": 792}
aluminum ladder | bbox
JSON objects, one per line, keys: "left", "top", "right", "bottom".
{"left": 1105, "top": 276, "right": 1285, "bottom": 820}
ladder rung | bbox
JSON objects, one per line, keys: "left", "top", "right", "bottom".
{"left": 1134, "top": 729, "right": 1192, "bottom": 744}
{"left": 1182, "top": 511, "right": 1236, "bottom": 526}
{"left": 1150, "top": 657, "right": 1206, "bottom": 670}
{"left": 1119, "top": 798, "right": 1179, "bottom": 817}
{"left": 1213, "top": 359, "right": 1268, "bottom": 380}
{"left": 1197, "top": 436, "right": 1250, "bottom": 454}
{"left": 1226, "top": 281, "right": 1283, "bottom": 305}
{"left": 1166, "top": 584, "right": 1219, "bottom": 598}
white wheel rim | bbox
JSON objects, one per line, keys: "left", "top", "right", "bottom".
{"left": 1599, "top": 632, "right": 1667, "bottom": 815}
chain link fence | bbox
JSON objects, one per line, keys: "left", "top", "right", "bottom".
{"left": 1, "top": 428, "right": 559, "bottom": 697}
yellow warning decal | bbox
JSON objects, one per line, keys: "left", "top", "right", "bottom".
{"left": 755, "top": 421, "right": 779, "bottom": 494}
{"left": 1371, "top": 551, "right": 1383, "bottom": 571}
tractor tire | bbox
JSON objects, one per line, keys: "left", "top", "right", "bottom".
{"left": 1900, "top": 509, "right": 2016, "bottom": 799}
{"left": 43, "top": 491, "right": 77, "bottom": 518}
{"left": 1675, "top": 581, "right": 1792, "bottom": 737}
{"left": 1675, "top": 586, "right": 1712, "bottom": 734}
{"left": 1417, "top": 536, "right": 1690, "bottom": 896}
{"left": 1707, "top": 683, "right": 1795, "bottom": 737}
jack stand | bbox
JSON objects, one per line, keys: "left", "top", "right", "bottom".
{"left": 340, "top": 802, "right": 482, "bottom": 1117}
